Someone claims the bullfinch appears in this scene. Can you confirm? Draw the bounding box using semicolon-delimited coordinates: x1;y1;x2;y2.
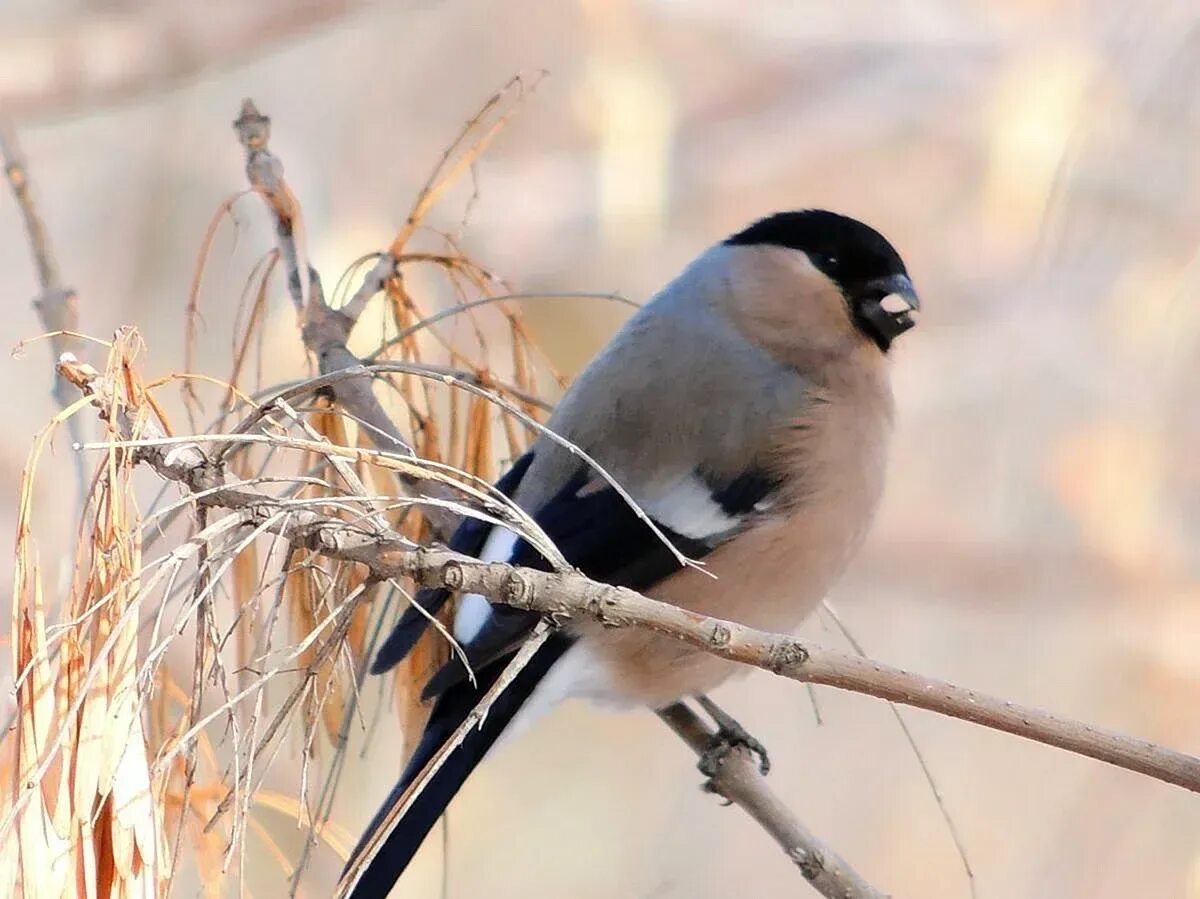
344;209;919;896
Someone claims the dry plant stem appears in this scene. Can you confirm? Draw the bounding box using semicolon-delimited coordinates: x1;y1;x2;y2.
205;588;365;835
365;290;640;362
168;505;213;893
658;703;888;899
1;124;86;499
57;357;1200;795
231;99;459;537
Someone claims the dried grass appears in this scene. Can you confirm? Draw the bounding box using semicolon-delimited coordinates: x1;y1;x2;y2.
0;80;595;896
7;329;164;898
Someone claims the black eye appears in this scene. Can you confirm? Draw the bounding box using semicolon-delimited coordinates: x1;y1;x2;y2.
814;252;839;271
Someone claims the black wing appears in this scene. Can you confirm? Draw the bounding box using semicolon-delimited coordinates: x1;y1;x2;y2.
418;464;779;699
346;458;782;897
370;452;534;674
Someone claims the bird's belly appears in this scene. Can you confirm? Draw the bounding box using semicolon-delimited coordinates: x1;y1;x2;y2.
576;508;872;709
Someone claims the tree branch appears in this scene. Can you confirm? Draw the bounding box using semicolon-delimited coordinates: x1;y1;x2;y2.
658;702;887;898
57;354;1200;797
230;98;459;536
1;122;86;501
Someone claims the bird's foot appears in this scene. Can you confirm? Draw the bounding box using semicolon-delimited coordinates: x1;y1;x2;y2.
695;695;770;783
697;722;771;782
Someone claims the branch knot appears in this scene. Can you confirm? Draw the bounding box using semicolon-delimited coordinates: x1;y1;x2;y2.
502;569;532;607
233;99;271;149
440;559;464;591
766;639;808;674
584;586;625;626
789;847;827;882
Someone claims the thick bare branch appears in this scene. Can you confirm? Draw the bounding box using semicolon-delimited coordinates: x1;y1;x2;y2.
658;703;887;899
230;98;458;536
57;353;1200;796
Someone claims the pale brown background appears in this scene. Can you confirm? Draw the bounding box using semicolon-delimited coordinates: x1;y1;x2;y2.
3;1;1200;897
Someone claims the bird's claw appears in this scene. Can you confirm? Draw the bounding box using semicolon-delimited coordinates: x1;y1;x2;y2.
697;722;771;783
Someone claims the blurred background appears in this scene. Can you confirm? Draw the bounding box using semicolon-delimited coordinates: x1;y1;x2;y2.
3;0;1200;896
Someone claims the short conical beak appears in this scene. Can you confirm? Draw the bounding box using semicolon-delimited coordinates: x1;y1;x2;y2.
856;273;918;347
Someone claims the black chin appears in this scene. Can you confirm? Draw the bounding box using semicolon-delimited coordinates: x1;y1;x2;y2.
856;303;915;352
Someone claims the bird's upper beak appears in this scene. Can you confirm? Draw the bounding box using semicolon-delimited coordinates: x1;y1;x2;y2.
855;273;919;347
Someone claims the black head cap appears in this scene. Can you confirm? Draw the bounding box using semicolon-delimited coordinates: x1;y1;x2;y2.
725;210;918;350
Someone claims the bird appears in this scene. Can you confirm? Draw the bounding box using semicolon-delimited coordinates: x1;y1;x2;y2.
342;209;919;897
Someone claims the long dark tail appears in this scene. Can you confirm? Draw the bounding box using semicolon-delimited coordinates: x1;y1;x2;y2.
343;633;573;898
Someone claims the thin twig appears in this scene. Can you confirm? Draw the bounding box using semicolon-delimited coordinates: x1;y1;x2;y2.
658;703;887;899
215;362;693;572
820;599;975;898
168;505;213;892
1;123;86;502
0;126;61;289
338;253;395;324
365;290;639;362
